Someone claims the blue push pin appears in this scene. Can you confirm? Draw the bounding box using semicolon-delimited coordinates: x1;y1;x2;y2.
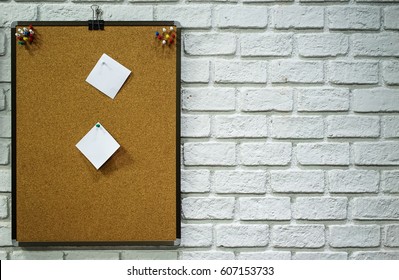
155;31;159;37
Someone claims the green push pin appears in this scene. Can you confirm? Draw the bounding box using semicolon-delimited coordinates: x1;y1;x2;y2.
96;123;100;128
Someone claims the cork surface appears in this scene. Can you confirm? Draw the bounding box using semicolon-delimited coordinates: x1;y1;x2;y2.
15;24;178;242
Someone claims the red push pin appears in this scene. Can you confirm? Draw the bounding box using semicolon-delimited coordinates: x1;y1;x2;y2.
157;35;163;40
169;39;174;45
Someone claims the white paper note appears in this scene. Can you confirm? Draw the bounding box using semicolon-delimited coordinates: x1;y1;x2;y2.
86;53;131;99
76;122;120;170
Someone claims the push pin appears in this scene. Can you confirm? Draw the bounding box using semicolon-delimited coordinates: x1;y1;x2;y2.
162;40;166;45
162;27;166;33
170;26;174;31
96;123;101;128
16;25;35;46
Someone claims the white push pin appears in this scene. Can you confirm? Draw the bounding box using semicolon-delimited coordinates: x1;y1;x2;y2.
15;33;20;37
170;26;174;31
29;30;34;34
23;27;28;31
162;40;166;45
18;28;22;33
162;27;166;33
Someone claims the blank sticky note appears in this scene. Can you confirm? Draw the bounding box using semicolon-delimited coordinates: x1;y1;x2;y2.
76;123;120;170
86;53;131;99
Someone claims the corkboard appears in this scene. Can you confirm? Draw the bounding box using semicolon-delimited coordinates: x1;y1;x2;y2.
11;22;181;244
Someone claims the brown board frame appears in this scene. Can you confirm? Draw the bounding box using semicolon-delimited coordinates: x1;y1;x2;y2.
11;21;181;246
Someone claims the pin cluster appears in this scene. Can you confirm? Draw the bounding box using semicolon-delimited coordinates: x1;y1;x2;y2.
155;26;176;46
15;25;35;45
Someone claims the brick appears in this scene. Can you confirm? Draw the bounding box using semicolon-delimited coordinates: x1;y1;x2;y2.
294;197;347;220
0;4;37;26
385;225;399;247
328;61;378;84
351;252;399;260
354;89;399;112
299;0;348;2
359;0;399;2
10;251;63;260
181;252;235;260
181;224;212;247
216;6;267;29
184;33;236;55
244;0;293;2
0;54;11;82
181;60;209;83
273;6;324;29
0;222;11;246
328;170;379;193
181;115;210;138
238;252;291;260
297;34;348;57
297;88;349;112
352;198;399;220
0;115;11;138
0;195;7;219
270;60;324;84
0;83;10;112
297;143;349;166
240;143;291;166
241;88;293;112
384;7;399;30
104;5;153;20
239;197;291;220
122;251;177;260
213;171;267;194
130;0;177;2
294;252;347;260
216;225;269;247
157;6;211;29
381;171;399;193
215;61;267;84
353;33;399;57
182;88;235;112
184;143;236;166
0;169;11;192
0;31;5;56
241;34;292;57
39;4;89;21
354;142;399;166
0;92;5;111
383;61;399;85
271;170;324;193
0;143;9;165
271;116;323;139
328;7;380;30
0;251;7;260
383;116;399;138
182;197;235;219
329;225;380;248
65;251;119;260
181;170;210;193
272;225;325;248
327;116;379;138
213;115;268;138
42;5;153;21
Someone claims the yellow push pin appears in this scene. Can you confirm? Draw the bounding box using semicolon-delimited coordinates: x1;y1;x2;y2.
165;34;170;39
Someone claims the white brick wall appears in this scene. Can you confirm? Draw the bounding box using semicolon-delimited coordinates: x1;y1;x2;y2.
1;0;399;260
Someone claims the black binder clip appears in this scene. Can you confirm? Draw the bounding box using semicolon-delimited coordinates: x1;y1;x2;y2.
88;5;104;30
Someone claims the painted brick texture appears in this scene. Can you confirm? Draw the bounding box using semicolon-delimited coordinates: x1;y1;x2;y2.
1;1;399;261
